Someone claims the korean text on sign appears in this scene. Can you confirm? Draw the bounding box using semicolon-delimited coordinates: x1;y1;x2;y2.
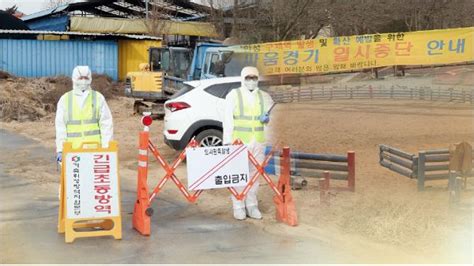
65;152;119;219
186;145;250;190
230;27;474;75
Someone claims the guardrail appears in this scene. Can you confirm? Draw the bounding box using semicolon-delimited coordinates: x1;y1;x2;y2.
269;85;474;104
379;144;417;179
417;148;469;191
379;145;474;191
265;147;355;191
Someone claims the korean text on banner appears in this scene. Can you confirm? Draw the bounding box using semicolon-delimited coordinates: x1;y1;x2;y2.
233;27;474;75
66;152;120;219
186;145;250;190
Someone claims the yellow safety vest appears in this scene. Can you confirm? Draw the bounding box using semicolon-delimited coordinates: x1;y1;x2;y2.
232;88;265;144
64;90;101;149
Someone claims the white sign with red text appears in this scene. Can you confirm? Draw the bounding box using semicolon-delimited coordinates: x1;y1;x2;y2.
65;152;119;219
186;145;250;190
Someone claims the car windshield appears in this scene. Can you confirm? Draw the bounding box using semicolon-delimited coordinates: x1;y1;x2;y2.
223;52;245;77
170;49;192;79
204;51;250;78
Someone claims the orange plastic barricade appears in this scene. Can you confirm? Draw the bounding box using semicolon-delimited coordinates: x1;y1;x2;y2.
133;116;298;236
58;141;122;243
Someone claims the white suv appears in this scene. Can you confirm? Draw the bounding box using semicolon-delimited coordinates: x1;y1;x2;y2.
163;77;242;150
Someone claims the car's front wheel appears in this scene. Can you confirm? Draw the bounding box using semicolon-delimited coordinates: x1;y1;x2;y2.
195;129;223;147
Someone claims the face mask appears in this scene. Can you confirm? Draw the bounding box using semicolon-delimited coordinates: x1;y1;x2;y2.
244;80;258;91
73;79;91;92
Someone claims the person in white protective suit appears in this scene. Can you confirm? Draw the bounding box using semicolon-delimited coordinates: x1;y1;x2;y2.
55;66;113;162
223;66;274;220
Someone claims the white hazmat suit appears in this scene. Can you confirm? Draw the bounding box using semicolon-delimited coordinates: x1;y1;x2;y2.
55;66;114;153
223;67;274;220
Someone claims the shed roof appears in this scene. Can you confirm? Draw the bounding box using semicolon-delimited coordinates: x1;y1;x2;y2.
0;29;161;40
22;0;210;22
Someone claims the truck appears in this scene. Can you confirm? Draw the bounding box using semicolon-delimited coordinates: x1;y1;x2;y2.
124;42;247;116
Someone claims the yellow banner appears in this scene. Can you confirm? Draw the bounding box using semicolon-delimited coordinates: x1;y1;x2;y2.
233;27;474;75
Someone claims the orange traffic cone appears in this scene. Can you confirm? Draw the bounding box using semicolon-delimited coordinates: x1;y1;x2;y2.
132;130;151;235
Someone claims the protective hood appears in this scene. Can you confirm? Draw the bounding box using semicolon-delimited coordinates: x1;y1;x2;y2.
72;66;92;92
241;66;259;92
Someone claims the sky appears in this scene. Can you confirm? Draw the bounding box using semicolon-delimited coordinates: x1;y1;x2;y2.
0;0;51;15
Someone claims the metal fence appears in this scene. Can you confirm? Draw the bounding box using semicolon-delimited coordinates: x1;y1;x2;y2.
265;148;355;191
269;84;474;104
379;144;417;179
379;144;474;191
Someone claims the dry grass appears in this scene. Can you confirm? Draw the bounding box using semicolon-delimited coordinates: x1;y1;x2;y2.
0;73;124;122
336;195;454;247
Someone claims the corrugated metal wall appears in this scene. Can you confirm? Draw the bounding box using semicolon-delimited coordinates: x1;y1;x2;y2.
0;39;118;80
118;39;161;80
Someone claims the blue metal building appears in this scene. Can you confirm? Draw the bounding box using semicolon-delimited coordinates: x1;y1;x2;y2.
0;30;160;80
1;38;118;79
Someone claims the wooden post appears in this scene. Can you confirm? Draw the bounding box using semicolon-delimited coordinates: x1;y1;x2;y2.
319;171;330;206
324;171;330;206
347;151;355;192
379;146;384;165
298;86;301;102
449;173;462;207
448;171;456;191
455;177;462;203
417;151;426;191
318;178;326;205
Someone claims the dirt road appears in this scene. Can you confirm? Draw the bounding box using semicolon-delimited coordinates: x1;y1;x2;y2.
1;95;473;263
0;129;360;263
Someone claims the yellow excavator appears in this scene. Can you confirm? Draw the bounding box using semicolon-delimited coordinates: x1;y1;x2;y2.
125;46;194;117
125;42;299;117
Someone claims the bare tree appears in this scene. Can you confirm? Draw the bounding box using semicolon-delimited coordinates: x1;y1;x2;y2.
327;0;474;35
398;0;474;31
205;0;230;38
238;0;331;42
207;0;474;43
144;1;173;37
4;5;18;14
